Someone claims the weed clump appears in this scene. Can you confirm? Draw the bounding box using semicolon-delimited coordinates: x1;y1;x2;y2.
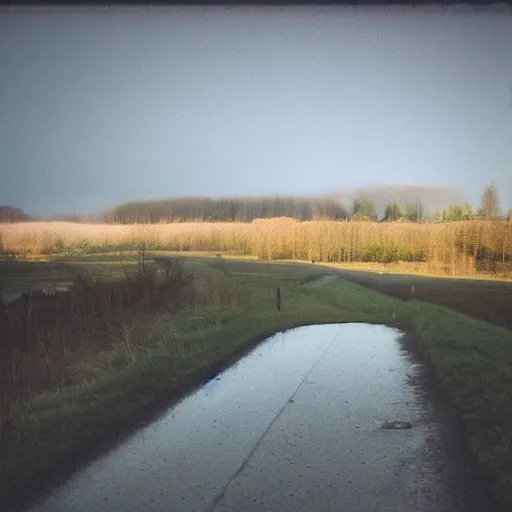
0;251;194;438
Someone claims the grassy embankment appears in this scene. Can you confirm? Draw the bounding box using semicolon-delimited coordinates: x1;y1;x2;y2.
1;253;512;510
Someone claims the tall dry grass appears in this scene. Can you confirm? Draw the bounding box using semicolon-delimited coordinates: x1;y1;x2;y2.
1;218;511;277
0;254;194;438
0;251;249;453
0;221;253;255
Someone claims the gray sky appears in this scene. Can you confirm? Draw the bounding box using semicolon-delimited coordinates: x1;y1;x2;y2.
1;5;511;216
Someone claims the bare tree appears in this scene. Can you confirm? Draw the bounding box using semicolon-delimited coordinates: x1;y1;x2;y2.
480;184;501;220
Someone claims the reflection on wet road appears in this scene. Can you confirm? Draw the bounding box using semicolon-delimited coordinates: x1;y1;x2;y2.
25;324;491;512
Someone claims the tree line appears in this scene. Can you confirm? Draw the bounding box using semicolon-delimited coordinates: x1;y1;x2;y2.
1;184;509;225
103;184;509;225
101;196;349;224
433;184;509;222
378;184;510;223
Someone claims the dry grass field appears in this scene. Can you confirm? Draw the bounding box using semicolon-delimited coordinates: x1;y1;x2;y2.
1;218;511;278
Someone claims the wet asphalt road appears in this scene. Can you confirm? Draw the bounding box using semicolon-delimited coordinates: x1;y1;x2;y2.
22;324;494;512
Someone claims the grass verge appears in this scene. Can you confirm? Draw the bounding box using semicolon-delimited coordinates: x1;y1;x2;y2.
316;265;512;331
1;257;512;510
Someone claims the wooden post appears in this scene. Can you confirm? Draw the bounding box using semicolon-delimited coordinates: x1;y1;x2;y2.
277;287;282;312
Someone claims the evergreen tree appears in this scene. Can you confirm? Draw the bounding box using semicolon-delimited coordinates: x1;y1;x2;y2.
383;201;402;221
352;197;377;221
404;202;424;222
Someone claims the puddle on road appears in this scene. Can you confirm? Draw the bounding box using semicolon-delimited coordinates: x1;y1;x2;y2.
24;324;487;512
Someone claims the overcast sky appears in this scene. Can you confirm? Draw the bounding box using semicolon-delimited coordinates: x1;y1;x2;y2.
1;5;511;216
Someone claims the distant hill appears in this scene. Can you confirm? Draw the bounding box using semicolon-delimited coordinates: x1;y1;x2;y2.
322;184;467;220
0;206;33;223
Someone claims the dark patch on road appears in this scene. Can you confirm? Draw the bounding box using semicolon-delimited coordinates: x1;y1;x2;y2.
381;420;413;430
